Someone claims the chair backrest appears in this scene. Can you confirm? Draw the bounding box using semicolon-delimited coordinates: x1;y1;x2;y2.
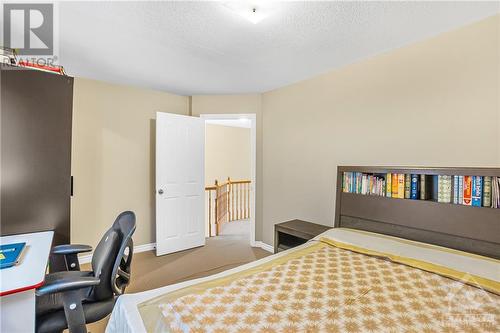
89;211;136;301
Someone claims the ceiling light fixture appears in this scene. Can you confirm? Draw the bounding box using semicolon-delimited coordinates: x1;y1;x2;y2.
222;1;276;24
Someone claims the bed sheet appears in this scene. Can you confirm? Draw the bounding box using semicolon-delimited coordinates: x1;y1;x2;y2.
106;228;499;333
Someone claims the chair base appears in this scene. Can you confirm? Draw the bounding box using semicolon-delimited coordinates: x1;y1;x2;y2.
36;297;116;333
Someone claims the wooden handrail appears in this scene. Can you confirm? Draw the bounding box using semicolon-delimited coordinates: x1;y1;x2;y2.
206;180;250;188
229;180;251;185
205;178;251;236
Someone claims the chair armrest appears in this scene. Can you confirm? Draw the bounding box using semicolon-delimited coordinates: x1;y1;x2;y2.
36;275;100;296
52;244;93;255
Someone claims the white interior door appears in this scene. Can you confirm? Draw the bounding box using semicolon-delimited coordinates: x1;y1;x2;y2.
156;112;205;256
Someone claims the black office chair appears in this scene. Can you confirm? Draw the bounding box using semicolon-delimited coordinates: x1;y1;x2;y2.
35;211;136;333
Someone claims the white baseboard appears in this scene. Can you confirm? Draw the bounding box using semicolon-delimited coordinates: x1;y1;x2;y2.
134;242;157;253
79;240;272;264
78;242;156;265
254;241;274;253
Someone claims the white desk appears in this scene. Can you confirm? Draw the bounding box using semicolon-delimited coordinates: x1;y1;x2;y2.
0;231;54;333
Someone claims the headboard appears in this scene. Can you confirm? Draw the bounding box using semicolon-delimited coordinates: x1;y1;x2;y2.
334;166;500;259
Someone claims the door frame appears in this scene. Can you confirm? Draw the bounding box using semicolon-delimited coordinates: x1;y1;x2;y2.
200;113;257;247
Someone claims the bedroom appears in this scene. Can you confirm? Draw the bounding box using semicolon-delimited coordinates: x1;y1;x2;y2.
0;1;499;333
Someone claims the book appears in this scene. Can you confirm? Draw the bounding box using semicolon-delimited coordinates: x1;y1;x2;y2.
437;175;442;202
0;242;26;269
351;172;356;193
471;176;483;207
483;176;492;208
437;175;451;203
397;174;405;199
352;172;356;193
410;174;419;199
432;175;439;201
357;172;363;194
453;176;459;204
345;172;354;193
420;175;428;200
17;60;66;75
458;176;464;205
355;172;358;193
345;172;349;193
381;175;386;196
361;174;366;194
356;172;361;193
492;177;500;208
386;173;392;198
444;175;452;203
348;172;353;192
404;174;411;199
352;172;357;193
392;173;399;197
463;176;472;206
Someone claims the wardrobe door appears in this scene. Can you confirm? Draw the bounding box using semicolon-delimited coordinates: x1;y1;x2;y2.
1;66;73;245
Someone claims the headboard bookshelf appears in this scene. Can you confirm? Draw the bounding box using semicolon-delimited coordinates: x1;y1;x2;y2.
334;166;500;259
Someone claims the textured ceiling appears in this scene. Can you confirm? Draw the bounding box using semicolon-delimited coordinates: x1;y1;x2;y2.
59;1;499;95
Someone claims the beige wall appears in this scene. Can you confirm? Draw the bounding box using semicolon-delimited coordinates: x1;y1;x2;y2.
191;95;264;239
71;78;189;248
71;15;499;248
261;15;500;245
205;124;251;186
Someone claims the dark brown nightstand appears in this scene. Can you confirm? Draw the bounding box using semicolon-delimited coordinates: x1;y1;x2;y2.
274;219;332;253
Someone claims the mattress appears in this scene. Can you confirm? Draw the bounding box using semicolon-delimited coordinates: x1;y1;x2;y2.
105;228;500;333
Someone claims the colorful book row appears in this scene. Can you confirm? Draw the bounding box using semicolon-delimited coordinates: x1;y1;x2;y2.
342;172;500;208
342;172;386;196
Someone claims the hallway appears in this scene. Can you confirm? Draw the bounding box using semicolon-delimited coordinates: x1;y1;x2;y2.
219;219;251;238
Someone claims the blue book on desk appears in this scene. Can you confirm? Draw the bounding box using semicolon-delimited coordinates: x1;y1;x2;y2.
0;242;26;269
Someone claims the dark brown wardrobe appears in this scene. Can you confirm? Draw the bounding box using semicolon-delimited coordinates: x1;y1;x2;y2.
1;65;73;245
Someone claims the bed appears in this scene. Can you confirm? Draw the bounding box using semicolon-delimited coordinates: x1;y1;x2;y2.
106;166;500;333
106;228;499;333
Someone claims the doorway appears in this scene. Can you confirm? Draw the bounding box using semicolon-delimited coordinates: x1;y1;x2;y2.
200;114;257;246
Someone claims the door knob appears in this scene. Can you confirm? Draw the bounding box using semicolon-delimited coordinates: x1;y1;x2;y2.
158;189;164;195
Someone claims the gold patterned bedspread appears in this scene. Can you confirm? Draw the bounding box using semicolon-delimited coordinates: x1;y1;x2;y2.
138;240;500;333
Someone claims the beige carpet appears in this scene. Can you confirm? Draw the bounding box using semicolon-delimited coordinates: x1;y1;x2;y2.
83;235;270;333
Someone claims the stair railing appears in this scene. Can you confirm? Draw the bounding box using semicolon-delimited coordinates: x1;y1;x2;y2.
205;178;251;236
